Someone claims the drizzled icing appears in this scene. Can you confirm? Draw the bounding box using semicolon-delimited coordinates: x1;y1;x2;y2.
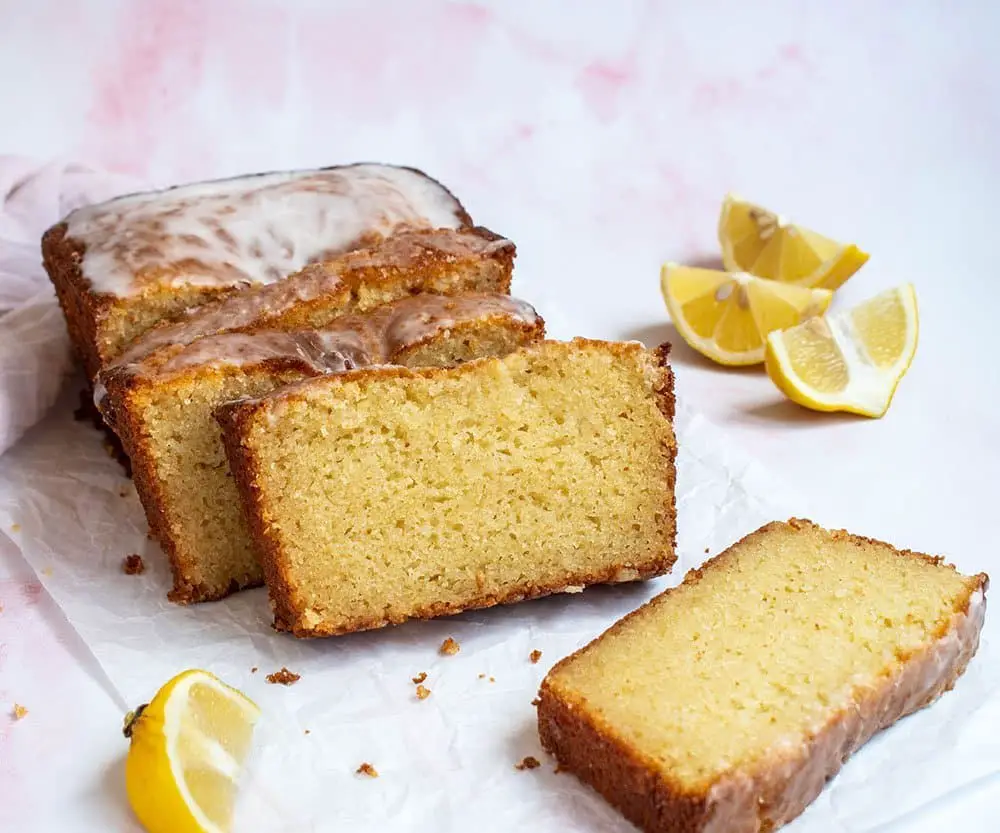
64;164;469;297
97;292;536;423
109;228;514;370
150;293;537;377
154;331;371;376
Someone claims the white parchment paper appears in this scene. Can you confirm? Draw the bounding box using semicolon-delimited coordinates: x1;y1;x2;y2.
0;379;996;833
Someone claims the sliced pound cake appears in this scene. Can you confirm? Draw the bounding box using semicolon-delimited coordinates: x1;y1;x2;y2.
537;519;988;833
42;163;472;378
217;339;677;636
88;226;512;475
103;226;514;376
100;293;542;603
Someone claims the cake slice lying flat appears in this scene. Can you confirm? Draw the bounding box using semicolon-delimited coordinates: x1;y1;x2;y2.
538;519;988;833
42;163;473;378
218;339;677;636
100;293;542;603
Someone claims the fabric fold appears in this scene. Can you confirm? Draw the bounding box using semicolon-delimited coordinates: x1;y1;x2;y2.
0;156;142;456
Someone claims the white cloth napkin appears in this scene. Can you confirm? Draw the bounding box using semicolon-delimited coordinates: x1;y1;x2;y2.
0;156;142;456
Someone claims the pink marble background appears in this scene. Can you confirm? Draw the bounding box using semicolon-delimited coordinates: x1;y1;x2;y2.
5;0;996;265
2;2;999;829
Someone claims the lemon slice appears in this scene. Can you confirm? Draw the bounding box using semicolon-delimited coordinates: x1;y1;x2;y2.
660;263;833;366
124;669;260;833
719;194;869;290
765;284;918;418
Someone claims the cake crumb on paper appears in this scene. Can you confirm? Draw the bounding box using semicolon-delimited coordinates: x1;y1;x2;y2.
10;524;20;533
515;756;540;771
529;650;542;664
489;676;495;683
531;697;541;707
12;704;28;720
122;554;145;575
411;671;427;684
41;567;52;577
415;684;431;700
304;729;311;735
439;637;460;655
250;666;258;674
266;667;300;686
704;547;710;554
356;762;379;778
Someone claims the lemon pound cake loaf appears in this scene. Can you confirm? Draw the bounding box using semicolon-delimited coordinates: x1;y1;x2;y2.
218;339;677;636
100;293;542;604
537;519;988;833
42;163;472;378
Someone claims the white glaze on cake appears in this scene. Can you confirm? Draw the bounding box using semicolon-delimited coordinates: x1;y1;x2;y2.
96;293;541;428
154;331;371;376
152;293;538;376
108;228;514;370
64;164;469;297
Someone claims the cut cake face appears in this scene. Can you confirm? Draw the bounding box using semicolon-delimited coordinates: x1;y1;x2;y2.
42;163;474;377
217;339;678;636
537;519;988;833
101;293;542;603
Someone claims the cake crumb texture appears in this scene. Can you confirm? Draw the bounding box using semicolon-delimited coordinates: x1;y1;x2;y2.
538;519;988;833
530;650;542;664
221;339;676;637
122;554;145;575
415;685;431;700
265;667;301;686
356;762;379;778
439;637;460;656
412;672;427;684
12;704;28;720
515;756;541;771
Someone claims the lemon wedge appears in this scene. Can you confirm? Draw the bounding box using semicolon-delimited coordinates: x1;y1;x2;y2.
124;670;260;833
660;263;833;366
765;284;919;417
719;194;869;290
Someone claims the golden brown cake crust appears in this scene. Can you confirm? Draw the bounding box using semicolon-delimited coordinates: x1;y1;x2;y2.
48;225;513;381
106;364;312;603
102;225;514;375
41;164;479;379
537;519;988;833
97;293;540;435
217;339;677;636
